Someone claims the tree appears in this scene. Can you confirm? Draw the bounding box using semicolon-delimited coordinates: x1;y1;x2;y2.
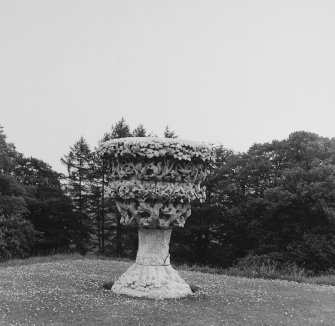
61;137;92;253
215;131;335;271
61;137;92;217
164;125;178;138
0;126;38;259
87;150;115;254
103;117;132;141
0;125;17;171
0;126;27;216
15;157;84;253
132;124;147;137
0;213;37;260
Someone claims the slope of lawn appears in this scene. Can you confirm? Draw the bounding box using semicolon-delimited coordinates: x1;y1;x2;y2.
0;257;334;326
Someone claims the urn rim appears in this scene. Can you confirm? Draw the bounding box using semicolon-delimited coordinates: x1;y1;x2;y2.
98;136;215;163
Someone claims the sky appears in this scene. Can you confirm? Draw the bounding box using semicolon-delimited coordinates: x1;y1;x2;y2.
1;0;335;173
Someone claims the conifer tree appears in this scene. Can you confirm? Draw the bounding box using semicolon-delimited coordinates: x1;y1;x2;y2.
61;136;92;253
87;150;115;253
103;117;132;141
132;124;147;137
164;125;178;138
61;137;92;216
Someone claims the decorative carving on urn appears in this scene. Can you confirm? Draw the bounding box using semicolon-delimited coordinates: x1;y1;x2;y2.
109;157;208;183
99;137;214;299
116;198;191;228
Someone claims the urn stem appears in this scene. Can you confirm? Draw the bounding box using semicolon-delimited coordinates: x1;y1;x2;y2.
136;228;171;266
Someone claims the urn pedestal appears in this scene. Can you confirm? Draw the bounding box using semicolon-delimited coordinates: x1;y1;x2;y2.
99;137;213;299
112;228;191;298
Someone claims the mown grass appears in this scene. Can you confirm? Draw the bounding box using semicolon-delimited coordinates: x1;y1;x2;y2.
0;256;335;326
2;254;335;286
176;261;335;287
0;253;85;268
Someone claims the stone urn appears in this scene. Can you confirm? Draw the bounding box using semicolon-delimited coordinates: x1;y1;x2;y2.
99;137;213;298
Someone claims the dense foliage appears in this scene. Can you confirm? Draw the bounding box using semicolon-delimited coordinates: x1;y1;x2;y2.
0;126;82;260
181;131;335;271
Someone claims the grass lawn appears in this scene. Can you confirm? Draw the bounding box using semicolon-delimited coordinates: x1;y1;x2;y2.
0;256;334;326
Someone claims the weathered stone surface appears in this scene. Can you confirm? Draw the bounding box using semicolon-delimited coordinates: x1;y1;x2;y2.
99;137;213;298
112;263;192;298
108;157;208;183
136;228;172;266
116;199;191;228
112;228;192;298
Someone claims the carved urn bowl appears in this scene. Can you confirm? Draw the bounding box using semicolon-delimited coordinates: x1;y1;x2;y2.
99;137;214;298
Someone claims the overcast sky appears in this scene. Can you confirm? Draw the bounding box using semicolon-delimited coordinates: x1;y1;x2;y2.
1;0;335;173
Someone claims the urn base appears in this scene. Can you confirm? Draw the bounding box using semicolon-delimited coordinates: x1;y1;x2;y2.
111;263;192;298
111;228;191;298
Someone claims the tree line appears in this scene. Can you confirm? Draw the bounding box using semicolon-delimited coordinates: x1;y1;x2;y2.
0;119;176;259
1;120;335;272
